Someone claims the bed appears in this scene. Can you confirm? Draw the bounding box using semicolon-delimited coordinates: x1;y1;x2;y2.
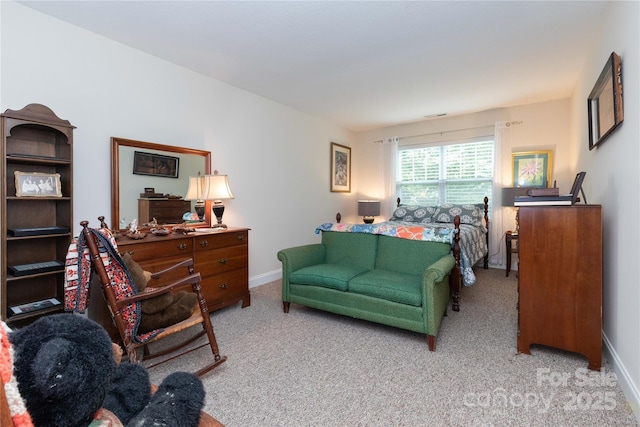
319;197;489;311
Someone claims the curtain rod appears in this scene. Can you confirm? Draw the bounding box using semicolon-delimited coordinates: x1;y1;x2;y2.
372;121;522;143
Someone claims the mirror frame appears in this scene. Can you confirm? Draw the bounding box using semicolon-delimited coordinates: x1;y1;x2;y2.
111;137;212;230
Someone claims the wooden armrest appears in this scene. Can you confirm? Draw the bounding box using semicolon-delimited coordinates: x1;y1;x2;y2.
1;383;14;427
149;258;194;280
115;272;202;309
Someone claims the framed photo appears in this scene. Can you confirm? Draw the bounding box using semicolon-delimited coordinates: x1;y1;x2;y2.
588;52;623;150
133;151;179;178
330;142;351;193
14;171;62;197
512;151;553;188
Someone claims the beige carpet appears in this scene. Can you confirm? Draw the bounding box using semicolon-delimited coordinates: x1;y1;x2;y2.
147;268;638;426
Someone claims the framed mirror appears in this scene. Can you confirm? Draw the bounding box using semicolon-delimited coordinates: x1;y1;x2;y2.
111;137;212;230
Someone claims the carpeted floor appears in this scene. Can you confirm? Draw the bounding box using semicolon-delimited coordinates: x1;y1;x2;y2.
147;268;638;426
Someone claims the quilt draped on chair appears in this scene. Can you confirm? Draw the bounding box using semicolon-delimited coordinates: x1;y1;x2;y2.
64;228;159;343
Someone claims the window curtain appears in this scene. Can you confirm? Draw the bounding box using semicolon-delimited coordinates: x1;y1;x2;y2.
490;121;508;267
380;137;398;219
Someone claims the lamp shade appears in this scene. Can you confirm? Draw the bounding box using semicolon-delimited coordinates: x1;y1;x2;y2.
201;173;234;201
358;200;381;217
501;187;529;206
184;174;205;200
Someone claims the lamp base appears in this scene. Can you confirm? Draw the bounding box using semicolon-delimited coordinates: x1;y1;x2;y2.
363;216;375;224
194;205;205;221
212;201;228;229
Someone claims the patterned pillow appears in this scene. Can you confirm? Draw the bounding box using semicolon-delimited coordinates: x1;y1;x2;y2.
434;203;484;226
390;205;438;224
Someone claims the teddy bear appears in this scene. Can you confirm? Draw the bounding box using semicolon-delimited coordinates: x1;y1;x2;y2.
121;253;197;334
2;313;205;427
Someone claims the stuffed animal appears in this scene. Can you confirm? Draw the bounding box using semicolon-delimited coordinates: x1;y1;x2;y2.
121;253;197;334
3;313;205;427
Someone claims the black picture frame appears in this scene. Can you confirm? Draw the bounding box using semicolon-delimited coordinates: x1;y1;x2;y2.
588;52;624;150
330;142;351;193
133;151;179;178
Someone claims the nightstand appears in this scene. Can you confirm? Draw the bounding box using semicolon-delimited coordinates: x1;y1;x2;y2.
505;231;518;277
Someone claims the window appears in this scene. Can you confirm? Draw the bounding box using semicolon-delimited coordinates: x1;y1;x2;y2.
397;139;494;206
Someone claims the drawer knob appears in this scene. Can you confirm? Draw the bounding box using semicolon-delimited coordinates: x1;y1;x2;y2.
237;235;244;241
219;283;229;289
199;240;209;247
177;243;187;250
219;258;228;264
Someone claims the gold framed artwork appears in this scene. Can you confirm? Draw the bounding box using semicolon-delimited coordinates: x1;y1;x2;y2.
14;171;62;197
330;142;351;193
588;52;623;150
512;151;553;188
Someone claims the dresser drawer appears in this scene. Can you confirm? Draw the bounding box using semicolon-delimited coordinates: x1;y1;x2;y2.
122;237;192;262
200;268;248;305
195;245;247;277
194;231;248;252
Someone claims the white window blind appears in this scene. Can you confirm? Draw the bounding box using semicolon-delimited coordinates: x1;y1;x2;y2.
397;139;494;206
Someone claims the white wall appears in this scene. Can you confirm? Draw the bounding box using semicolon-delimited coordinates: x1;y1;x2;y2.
0;2;356;286
569;0;640;418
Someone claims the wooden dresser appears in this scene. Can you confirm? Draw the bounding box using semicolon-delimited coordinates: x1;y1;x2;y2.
118;227;250;311
138;198;191;224
89;227;250;337
517;205;602;370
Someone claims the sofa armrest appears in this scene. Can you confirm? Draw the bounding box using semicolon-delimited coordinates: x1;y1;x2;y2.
277;244;326;302
421;254;456;336
423;254;456;284
277;244;326;272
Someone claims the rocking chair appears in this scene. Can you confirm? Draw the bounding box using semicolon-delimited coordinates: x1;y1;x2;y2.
70;220;226;377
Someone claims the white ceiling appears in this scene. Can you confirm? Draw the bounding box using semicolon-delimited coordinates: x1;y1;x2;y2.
18;1;608;131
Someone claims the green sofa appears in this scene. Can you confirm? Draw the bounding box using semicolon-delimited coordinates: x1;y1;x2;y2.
277;231;456;350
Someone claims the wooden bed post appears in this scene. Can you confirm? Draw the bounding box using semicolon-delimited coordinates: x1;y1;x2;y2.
483;196;489;269
450;216;462;312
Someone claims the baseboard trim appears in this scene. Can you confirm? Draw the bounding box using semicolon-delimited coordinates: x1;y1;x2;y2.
603;331;640;423
249;269;281;288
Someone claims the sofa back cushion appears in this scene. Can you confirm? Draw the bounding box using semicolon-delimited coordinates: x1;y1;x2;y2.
322;231;378;270
375;235;451;276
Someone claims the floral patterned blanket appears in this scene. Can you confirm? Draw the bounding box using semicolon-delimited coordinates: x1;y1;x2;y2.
315;220;487;286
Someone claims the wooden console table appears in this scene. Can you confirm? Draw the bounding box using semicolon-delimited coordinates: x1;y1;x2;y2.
89;227;250;341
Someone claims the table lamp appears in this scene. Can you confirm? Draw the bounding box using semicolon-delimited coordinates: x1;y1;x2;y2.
501;187;529;232
358;200;380;224
184;171;206;220
202;170;234;228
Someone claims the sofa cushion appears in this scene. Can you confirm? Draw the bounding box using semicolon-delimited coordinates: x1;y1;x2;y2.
375;235;451;276
322;231;378;270
290;264;368;291
349;269;422;307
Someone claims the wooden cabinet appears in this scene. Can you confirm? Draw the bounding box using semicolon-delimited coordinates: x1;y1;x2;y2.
517;205;602;370
116;227;250;312
138;198;191;224
1;104;74;326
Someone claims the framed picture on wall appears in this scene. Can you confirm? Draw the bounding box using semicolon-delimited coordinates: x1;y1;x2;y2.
588;52;624;150
330;142;351;193
512;150;553;188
